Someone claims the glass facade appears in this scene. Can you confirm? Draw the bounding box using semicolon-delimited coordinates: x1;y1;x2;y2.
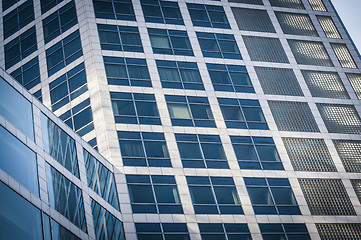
1;0;361;239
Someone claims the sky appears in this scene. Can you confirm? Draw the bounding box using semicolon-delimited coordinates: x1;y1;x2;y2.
331;0;361;55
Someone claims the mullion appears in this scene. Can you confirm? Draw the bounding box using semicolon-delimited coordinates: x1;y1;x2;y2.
250;137;264;170
139;132;150;167
265;178;281;215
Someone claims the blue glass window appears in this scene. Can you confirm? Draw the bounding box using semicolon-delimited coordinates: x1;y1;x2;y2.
0;77;34;139
207;63;254;93
43;1;78;43
187;3;230;29
49;62;88;111
59;99;95;136
42;114;79;177
231;136;283;170
41;0;64;14
259;223;310;240
136;223;190;240
3;0;20;11
244;178;301;215
0;181;43;240
166;95;215;127
176;134;228;169
33;89;42;102
93;0;136;21
111;92;161;125
126;175;183;214
118;131;171;167
141;0;184;25
46;164;87;232
148;28;194;56
187;176;243;214
10;57;40;90
157;60;203;90
91;199;124;240
98;24;143;52
197;32;242;59
5;26;37;69
46;30;83;76
218;98;268;130
104;56;151;87
88;138;98;150
3;0;34;39
0;126;38;195
199;223;251;240
84;149;120;210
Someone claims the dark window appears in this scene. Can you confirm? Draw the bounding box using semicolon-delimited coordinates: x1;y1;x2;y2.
231;136;283;170
176;134;228;169
141;0;184;25
84;149;119;210
59;99;95;137
91;199;124;239
148;28;193;56
207;63;254;93
98;24;143;52
136;223;190;240
111;92;161;125
166;95;215;127
2;0;20;11
49;62;87;111
199;223;251;240
244;177;301;215
10;57;40;90
126;175;183;214
3;0;34;39
218;98;268;130
259;223;310;240
187;3;230;29
43;1;78;43
104;56;151;87
156;60;203;90
46;30;83;76
40;0;64;14
33;89;42;102
41;114;79;177
0;126;38;195
118;131;171;167
93;0;135;20
197;32;242;59
187;176;243;214
46;164;87;232
5;26;37;69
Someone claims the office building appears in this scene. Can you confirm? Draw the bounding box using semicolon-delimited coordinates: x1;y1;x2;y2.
1;0;361;239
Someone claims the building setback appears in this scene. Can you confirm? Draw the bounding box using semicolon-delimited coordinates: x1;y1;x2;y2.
1;0;361;239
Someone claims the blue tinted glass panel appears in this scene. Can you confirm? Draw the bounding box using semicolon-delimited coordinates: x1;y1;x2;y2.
0;126;38;195
0;77;34;139
0;182;43;240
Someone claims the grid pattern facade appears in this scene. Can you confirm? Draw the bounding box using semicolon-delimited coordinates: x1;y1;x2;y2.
1;0;361;239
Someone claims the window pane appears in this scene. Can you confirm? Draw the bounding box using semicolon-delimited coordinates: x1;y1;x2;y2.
271;188;297;205
247;187;273;205
0;126;38;195
214;187;240;204
128;185;155;203
0;78;34;139
154;185;180;203
112;100;135;115
150;35;170;48
144;141;169;158
168;103;191;119
201;143;226;159
178;142;203;159
159;68;181;82
256;146;280;161
119;140;145;157
180;69;202;83
189;186;216;204
190;105;213;119
136;102;159;117
0;182;43;240
221;106;243;120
